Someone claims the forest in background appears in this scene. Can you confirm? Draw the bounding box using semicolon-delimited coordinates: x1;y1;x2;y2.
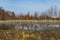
0;6;60;20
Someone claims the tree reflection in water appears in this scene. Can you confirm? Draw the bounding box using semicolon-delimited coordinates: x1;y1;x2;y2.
15;24;60;31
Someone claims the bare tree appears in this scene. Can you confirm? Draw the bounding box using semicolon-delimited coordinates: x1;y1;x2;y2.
0;7;5;20
27;12;30;17
47;6;58;20
53;6;57;18
34;11;37;19
40;11;48;20
11;11;15;16
59;9;60;17
47;6;54;18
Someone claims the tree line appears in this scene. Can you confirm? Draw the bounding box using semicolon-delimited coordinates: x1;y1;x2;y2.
0;6;60;20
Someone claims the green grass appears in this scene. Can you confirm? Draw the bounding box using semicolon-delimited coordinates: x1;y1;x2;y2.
0;20;60;24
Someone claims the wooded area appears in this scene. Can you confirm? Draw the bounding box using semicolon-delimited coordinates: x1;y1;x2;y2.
0;6;60;20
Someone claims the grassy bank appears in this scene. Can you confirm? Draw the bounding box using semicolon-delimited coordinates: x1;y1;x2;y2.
0;20;60;25
0;28;60;40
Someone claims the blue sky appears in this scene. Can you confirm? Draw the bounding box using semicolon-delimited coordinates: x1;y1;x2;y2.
0;0;60;15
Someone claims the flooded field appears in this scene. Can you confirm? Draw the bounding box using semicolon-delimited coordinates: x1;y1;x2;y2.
0;24;60;40
0;24;60;30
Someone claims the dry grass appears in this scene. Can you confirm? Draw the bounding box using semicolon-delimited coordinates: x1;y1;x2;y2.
0;28;60;40
0;20;60;25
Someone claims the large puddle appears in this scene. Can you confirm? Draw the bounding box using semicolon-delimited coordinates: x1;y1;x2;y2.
15;24;60;31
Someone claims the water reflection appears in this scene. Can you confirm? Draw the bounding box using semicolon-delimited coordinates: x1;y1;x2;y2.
15;24;60;31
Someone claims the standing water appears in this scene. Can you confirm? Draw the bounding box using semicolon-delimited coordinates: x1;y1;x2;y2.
15;24;60;31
